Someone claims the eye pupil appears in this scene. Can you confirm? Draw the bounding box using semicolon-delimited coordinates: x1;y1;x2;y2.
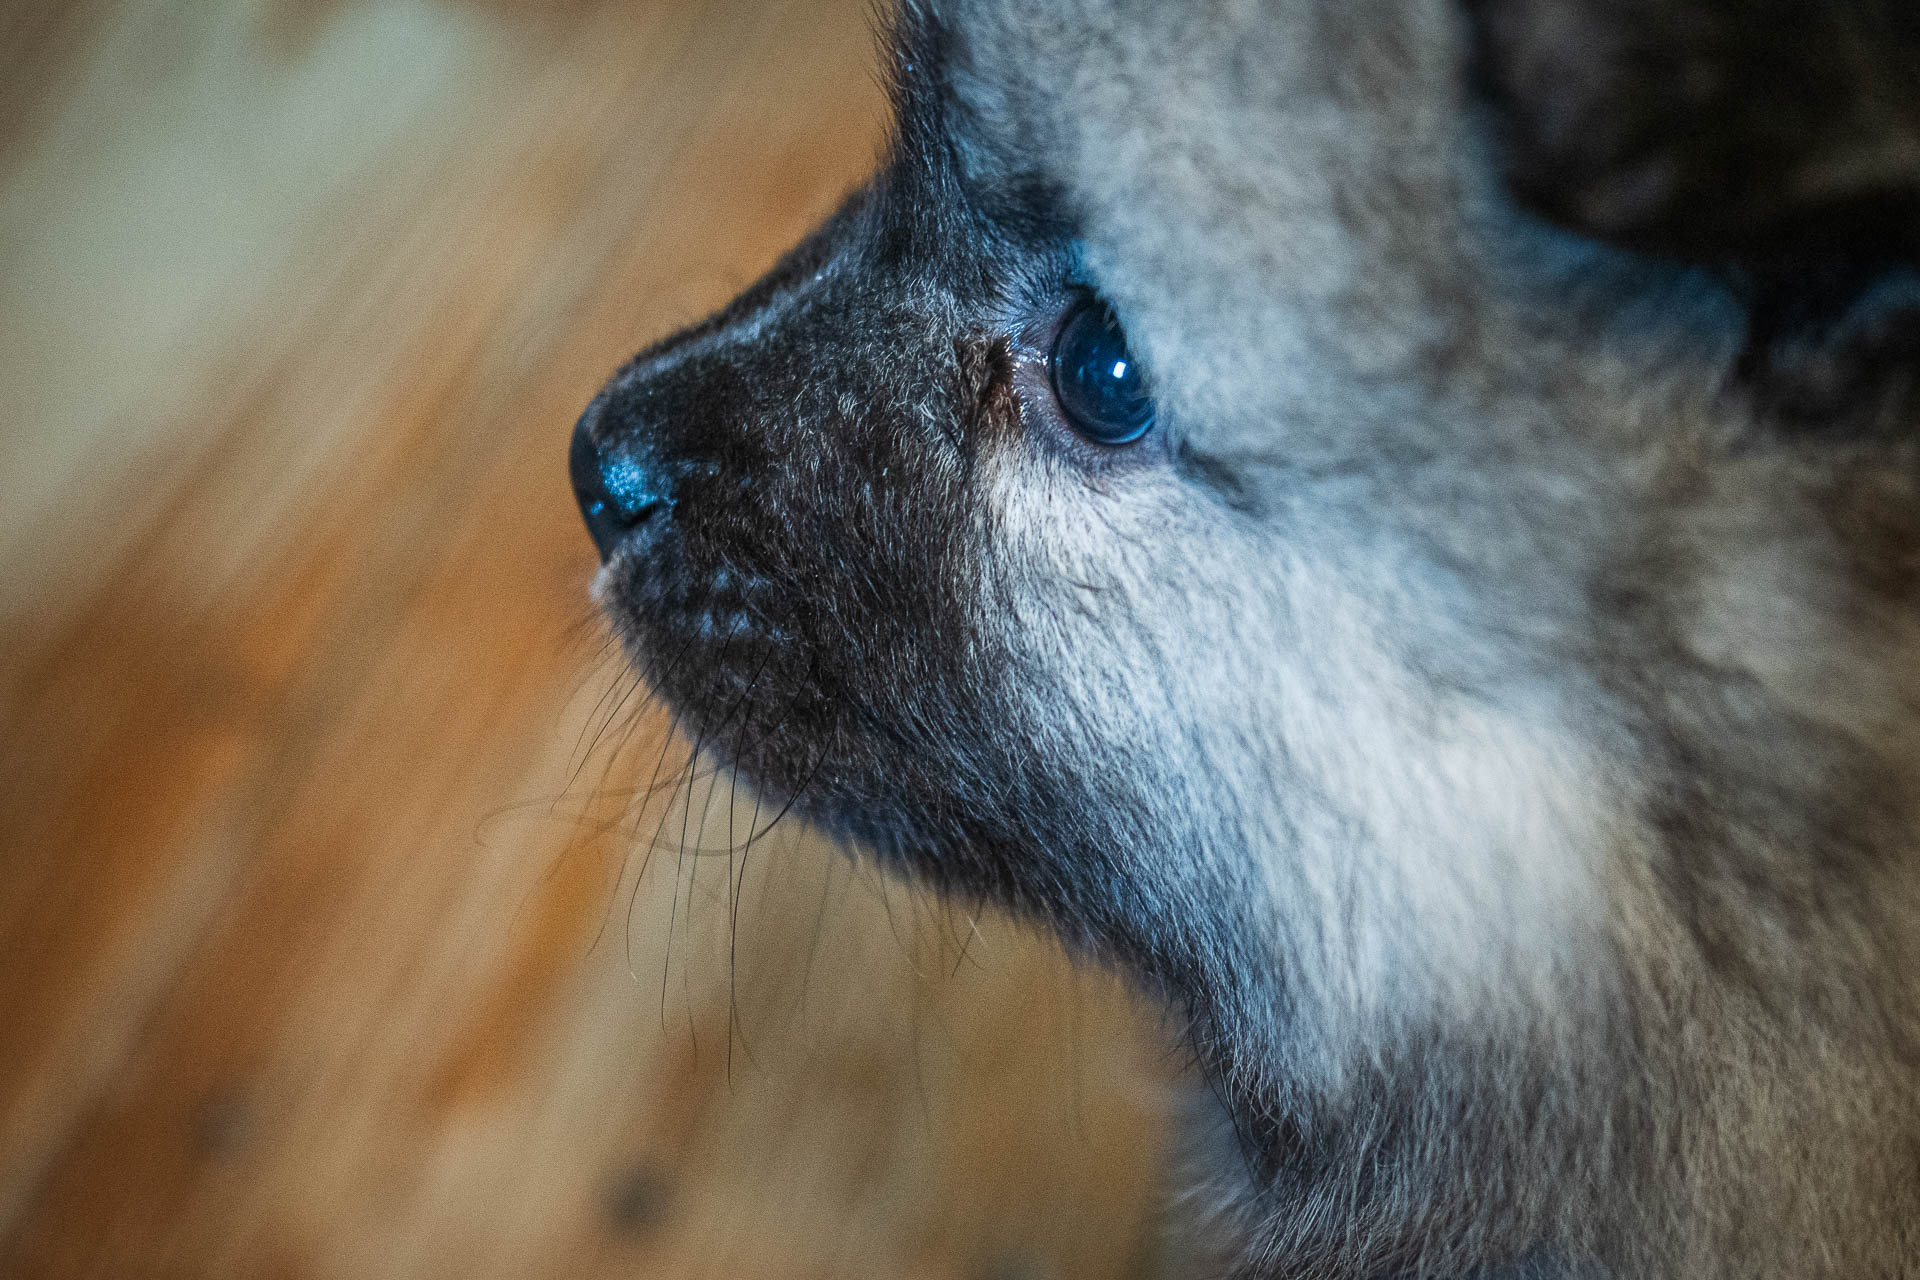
1049;300;1155;445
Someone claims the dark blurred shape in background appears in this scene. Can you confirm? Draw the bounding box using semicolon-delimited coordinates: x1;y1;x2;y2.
0;2;1172;1276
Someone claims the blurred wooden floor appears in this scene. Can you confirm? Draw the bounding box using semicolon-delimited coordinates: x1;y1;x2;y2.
0;2;1177;1276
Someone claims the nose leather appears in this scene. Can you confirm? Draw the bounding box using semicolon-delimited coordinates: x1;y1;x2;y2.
570;394;672;561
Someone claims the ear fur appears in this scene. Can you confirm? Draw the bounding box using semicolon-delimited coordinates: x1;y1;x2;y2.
1464;0;1920;261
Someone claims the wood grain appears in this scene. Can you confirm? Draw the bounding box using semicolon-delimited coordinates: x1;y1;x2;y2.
0;2;1177;1275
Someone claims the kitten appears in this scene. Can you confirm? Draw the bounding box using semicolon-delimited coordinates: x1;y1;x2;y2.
572;2;1920;1274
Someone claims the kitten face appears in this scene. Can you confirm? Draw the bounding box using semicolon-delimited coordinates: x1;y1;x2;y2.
573;1;1920;1273
581;0;1637;1080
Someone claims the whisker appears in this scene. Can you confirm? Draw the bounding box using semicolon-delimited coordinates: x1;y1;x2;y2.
659;626;740;1052
949;907;986;978
722;653;776;1082
607;702;688;969
566;660;646;792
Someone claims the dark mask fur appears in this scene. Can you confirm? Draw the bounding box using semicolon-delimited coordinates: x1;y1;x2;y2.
572;2;1920;1275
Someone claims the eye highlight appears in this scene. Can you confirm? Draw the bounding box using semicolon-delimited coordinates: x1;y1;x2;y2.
1048;298;1155;446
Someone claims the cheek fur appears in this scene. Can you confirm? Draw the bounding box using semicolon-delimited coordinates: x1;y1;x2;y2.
983;445;1621;1034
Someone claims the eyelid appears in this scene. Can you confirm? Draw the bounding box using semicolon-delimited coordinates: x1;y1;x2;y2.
1007;294;1082;355
1002;293;1169;467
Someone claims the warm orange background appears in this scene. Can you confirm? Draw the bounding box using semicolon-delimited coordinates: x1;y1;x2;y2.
0;2;1176;1276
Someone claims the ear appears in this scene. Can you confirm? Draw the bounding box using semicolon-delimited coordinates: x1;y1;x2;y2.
1463;0;1920;265
1464;0;1920;431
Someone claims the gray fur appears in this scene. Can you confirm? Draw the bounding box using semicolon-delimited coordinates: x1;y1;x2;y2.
571;1;1920;1275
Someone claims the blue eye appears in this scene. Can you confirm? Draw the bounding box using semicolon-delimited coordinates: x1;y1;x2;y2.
1048;299;1155;446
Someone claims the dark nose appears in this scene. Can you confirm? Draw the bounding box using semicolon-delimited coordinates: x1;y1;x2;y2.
570;394;672;561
